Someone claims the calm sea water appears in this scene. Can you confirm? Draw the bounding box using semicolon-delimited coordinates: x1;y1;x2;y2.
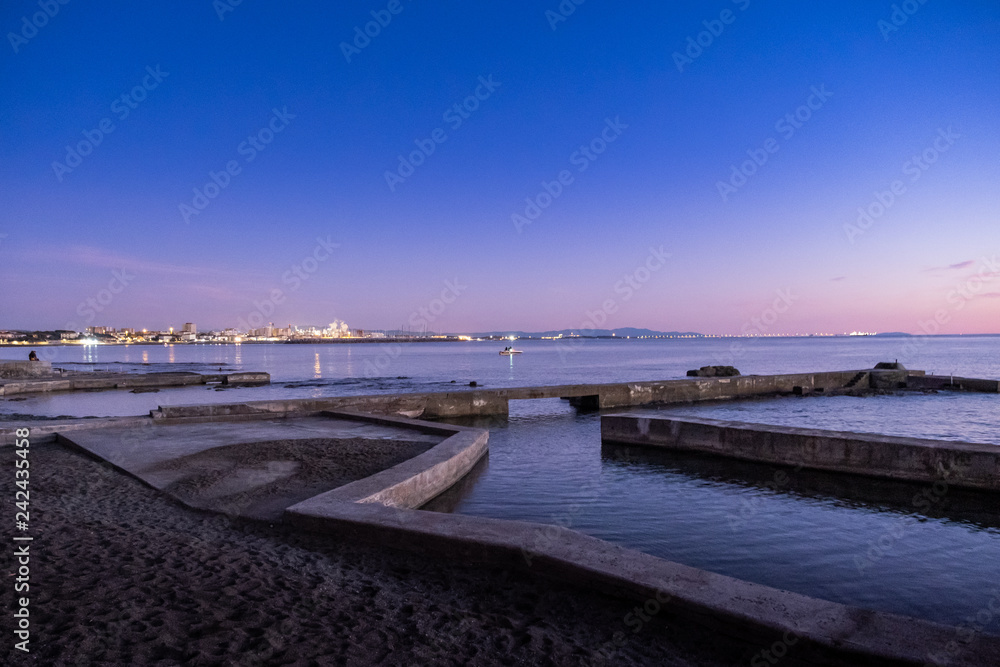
3;336;999;628
3;335;998;419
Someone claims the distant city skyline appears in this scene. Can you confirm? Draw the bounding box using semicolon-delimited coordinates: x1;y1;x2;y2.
2;2;998;334
0;321;954;340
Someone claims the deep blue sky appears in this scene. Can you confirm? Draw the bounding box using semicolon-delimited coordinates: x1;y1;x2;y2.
2;0;998;334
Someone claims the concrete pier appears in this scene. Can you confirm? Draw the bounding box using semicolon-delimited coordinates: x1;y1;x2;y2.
906;374;1000;393
152;369;876;421
601;414;1000;491
150;366;998;422
3;364;992;412
0;370;270;396
4;367;997;447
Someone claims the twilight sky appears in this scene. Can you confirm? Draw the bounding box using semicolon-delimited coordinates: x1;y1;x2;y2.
2;1;998;335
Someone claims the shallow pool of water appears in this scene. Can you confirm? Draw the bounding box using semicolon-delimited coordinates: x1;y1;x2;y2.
428;394;1000;629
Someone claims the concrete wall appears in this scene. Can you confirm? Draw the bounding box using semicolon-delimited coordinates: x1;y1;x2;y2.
0;378;71;396
293;414;488;509
288;503;1000;666
0;360;52;379
602;415;1000;491
907;374;1000;393
0;360;52;377
287;422;1000;667
0;416;156;446
155;370;872;421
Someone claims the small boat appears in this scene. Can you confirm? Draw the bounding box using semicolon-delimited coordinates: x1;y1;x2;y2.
499;347;523;356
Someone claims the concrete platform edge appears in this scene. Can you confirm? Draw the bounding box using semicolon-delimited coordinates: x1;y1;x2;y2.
601;414;1000;491
285;501;997;666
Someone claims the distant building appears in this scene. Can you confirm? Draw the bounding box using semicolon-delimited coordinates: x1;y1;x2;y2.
250;325;274;338
216;328;241;342
182;322;196;334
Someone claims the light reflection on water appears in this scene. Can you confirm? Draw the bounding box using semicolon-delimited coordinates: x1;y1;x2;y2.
4;336;998;420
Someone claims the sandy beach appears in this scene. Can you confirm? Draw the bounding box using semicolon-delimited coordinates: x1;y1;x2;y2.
149;436;439;520
2;440;752;666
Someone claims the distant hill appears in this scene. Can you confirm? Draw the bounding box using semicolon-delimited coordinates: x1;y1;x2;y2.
473;328;703;338
875;332;913;337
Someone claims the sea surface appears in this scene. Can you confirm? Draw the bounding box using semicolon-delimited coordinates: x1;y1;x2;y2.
2;336;999;628
3;335;998;420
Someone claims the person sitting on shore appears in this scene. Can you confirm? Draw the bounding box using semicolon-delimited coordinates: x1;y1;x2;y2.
28;350;38;361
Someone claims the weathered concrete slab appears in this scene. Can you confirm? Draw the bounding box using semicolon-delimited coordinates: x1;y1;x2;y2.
59;415;443;479
0;360;52;378
0;370;270;397
601;414;1000;491
0;416;153;446
908;374;1000;393
871;368;909;390
154;370;879;421
224;371;270;385
57;412;460;520
289;428;488;509
0;378;72;396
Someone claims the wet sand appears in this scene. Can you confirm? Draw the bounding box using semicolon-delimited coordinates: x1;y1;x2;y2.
2;441;754;666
